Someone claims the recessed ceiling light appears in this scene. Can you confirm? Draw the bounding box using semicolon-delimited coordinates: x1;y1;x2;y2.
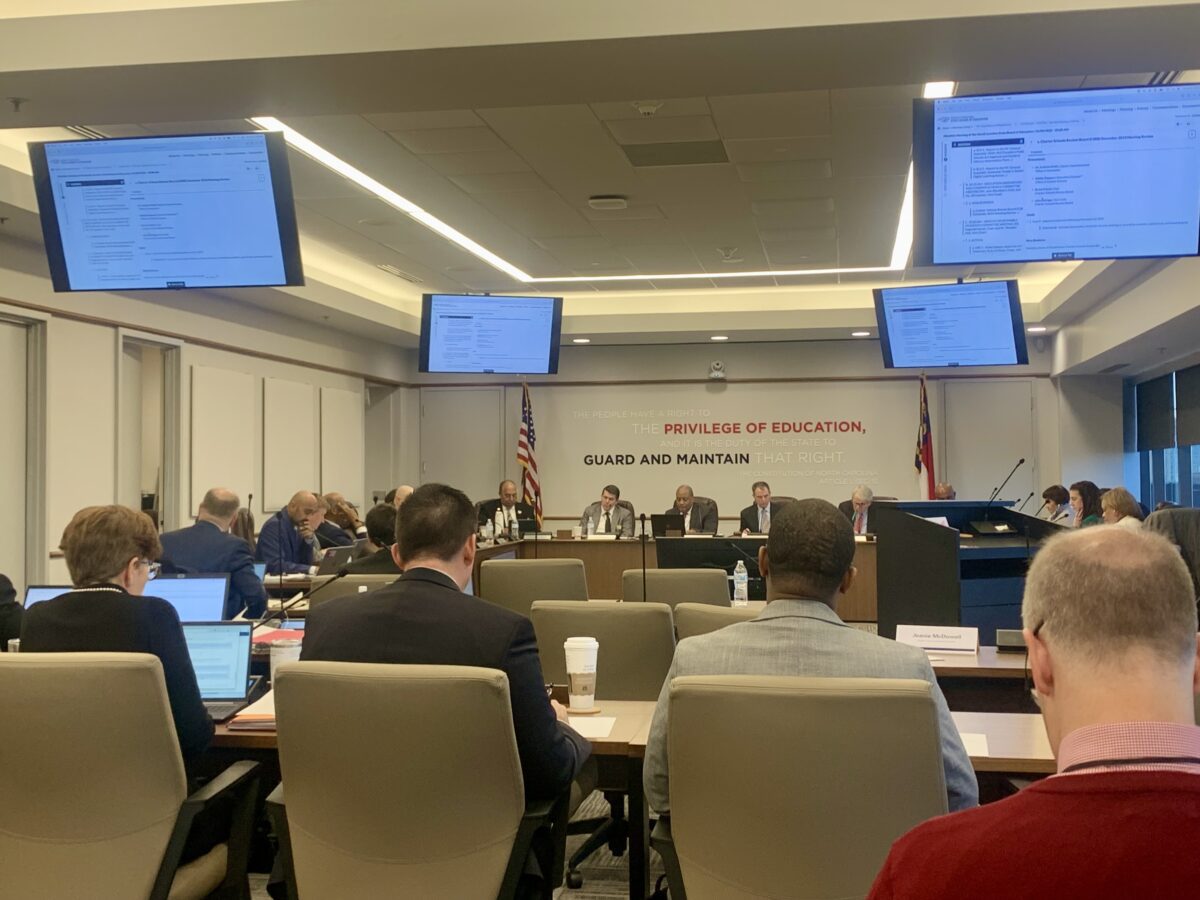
923;81;957;99
710;335;729;341
1027;326;1048;333
851;331;871;337
572;337;591;344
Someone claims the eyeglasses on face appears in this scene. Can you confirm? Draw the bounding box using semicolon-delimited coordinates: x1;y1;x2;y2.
138;559;162;580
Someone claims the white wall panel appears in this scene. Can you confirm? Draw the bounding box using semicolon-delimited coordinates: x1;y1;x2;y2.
190;365;256;513
0;322;26;591
943;380;1036;504
420;387;503;503
263;377;318;510
320;386;365;508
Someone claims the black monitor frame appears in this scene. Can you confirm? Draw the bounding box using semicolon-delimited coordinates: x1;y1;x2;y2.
418;292;563;375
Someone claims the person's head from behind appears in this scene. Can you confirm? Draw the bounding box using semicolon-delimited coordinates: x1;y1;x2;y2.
393;483;477;586
286;490;320;527
1102;487;1143;524
499;480;519;508
61;505;162;595
322;491;358;528
674;484;695;514
759;499;856;605
752;481;771;509
1042;484;1069;515
1023;528;1199;753
1068;480;1102;522
230;507;256;551
391;484;414;509
364;503;396;550
198;487;240;530
851;484;874;515
600;484;620;511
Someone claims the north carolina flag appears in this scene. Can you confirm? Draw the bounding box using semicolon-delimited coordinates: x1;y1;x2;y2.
517;383;542;527
914;374;936;500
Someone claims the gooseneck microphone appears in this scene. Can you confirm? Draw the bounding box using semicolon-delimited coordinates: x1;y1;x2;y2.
259;566;351;627
983;458;1025;519
639;513;649;603
1015;491;1036;513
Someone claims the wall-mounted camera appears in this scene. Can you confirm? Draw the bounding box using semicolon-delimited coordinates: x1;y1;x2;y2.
709;360;726;380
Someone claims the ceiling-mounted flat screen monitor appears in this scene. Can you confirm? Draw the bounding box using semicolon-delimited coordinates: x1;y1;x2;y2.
28;131;303;291
913;83;1200;266
419;293;563;374
873;280;1028;368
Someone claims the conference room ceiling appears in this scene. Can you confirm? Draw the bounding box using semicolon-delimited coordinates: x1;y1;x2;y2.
1;2;1198;344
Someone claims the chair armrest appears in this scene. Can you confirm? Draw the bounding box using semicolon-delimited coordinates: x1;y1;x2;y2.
183;759;260;811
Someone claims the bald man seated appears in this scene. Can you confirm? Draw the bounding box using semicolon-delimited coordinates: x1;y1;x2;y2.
666;485;717;534
160;487;268;618
256;490;323;575
934;482;956;500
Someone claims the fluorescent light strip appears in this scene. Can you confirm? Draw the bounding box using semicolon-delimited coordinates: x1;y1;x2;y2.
253;88;952;287
250;116;533;283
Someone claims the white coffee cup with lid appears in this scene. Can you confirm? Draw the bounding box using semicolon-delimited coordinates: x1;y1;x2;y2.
563;636;599;711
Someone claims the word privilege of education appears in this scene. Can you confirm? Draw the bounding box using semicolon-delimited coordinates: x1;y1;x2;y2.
661;420;865;435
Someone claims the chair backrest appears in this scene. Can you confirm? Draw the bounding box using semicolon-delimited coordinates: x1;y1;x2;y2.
274;662;526;900
693;496;719;522
771;495;797;505
1145;508;1200;595
668;675;947;900
479;558;588;616
307;573;398;605
0;653;188;900
530;601;675;699
674;602;758;640
622;568;729;607
617;498;636;519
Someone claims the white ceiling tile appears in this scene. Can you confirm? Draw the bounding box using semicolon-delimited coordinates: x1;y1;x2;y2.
388;126;508;154
605;115;719;145
708;91;831;139
447;171;548;193
830;85;922;110
364;110;485;131
288;153;372;201
580;203;665;222
751;197;836;228
830;105;912;177
724;136;833;164
618;243;703;272
762;238;838;266
422;149;532;176
471;190;596;237
758;226;837;244
589;97;712;120
737;159;833;182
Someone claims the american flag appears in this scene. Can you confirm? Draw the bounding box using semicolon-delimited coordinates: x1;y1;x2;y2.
914;374;935;500
517;383;542;527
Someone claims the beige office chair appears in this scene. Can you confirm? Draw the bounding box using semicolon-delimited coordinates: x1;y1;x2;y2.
0;652;259;900
530;600;676;888
306;573;398;606
622;567;729;607
268;662;556;900
480;558;588;616
657;675;947;900
674;602;759;640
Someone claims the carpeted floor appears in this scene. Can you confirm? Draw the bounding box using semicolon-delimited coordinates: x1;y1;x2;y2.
248;790;665;899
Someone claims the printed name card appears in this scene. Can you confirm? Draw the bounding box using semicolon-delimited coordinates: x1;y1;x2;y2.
895;625;979;654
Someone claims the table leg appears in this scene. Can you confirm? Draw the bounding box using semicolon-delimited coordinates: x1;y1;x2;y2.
627;756;650;900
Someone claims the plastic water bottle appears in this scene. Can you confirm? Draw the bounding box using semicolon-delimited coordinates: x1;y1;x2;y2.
483;520;494;543
510;517;521;541
495;511;506;542
586;518;595;538
732;560;749;607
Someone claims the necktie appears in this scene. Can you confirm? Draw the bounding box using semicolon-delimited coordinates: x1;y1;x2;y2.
855;510;864;535
760;507;769;533
604;511;612;533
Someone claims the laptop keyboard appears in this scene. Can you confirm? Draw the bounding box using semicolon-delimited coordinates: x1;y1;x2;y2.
205;701;246;722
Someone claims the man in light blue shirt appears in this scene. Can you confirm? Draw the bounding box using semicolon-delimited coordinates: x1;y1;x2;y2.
645;498;978;814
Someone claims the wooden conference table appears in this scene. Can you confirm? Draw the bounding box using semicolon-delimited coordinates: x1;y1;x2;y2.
213;701;1051;900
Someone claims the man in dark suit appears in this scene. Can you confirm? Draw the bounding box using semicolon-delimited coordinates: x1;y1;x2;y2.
257;491;321;575
344;504;402;575
478;479;536;531
160;487;268;618
666;484;717;534
0;573;23;651
837;484;874;535
302;483;590;802
739;481;785;534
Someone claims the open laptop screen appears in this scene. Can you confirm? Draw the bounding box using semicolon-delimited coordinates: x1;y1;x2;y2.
150;575;229;621
23;585;71;608
182;622;253;700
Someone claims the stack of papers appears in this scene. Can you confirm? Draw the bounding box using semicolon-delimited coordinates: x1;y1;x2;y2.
567;716;616;739
227;691;276;731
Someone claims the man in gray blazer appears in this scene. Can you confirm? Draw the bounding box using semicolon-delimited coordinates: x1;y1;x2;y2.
579;484;636;537
644;498;978;814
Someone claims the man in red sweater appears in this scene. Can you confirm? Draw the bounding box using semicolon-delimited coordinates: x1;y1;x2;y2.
868;526;1200;900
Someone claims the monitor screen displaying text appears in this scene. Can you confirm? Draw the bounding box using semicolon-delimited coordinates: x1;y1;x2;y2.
420;294;562;374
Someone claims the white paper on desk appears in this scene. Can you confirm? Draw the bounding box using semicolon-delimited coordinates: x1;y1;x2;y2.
567;716;615;739
960;733;990;757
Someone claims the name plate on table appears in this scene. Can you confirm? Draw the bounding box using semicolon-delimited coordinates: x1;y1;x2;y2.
895;625;979;654
585;533;617;541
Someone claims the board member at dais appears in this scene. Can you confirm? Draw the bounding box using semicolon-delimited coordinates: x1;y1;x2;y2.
739;481;784;535
667;484;717;534
580;485;634;537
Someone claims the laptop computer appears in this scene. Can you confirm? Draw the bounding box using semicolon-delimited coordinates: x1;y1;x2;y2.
651;513;685;537
149;574;230;621
316;544;357;575
23;585;72;608
182;621;255;721
517;518;540;537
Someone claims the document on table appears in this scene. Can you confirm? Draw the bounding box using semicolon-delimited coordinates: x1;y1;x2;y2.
960;732;990;757
228;691;276;730
568;716;615;739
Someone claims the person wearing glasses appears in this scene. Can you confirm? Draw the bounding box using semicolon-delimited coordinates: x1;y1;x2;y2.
256;490;324;575
867;526;1200;900
19;505;214;765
